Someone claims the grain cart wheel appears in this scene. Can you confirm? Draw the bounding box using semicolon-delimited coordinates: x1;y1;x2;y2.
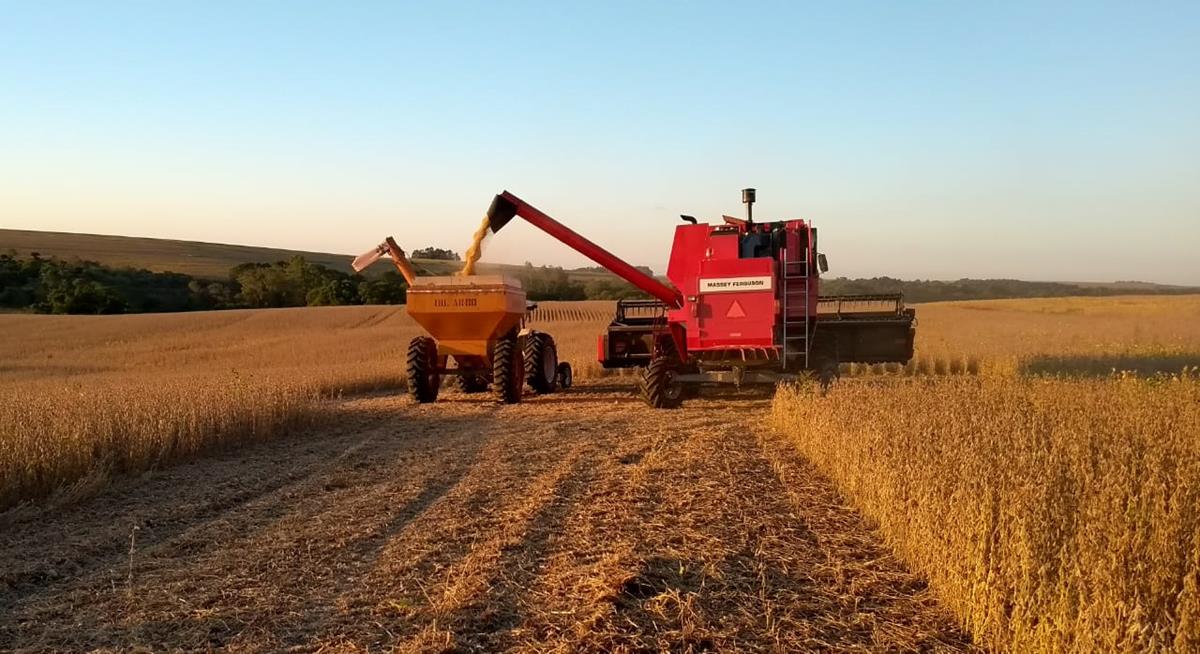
457;374;489;393
406;336;440;403
492;330;524;404
451;355;489;393
641;356;684;409
524;331;559;393
556;362;573;389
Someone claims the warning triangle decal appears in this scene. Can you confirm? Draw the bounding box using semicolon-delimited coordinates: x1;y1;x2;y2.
725;300;746;319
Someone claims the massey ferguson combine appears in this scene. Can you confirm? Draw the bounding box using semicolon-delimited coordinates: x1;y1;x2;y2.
486;188;916;408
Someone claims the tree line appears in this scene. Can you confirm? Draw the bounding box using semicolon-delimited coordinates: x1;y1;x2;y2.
2;251;1191;315
0;253;649;315
0;253;410;314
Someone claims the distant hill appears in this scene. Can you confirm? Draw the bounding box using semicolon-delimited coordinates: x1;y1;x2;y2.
3;229;1196;303
0;229;630;283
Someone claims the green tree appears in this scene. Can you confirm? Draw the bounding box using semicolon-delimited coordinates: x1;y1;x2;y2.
40;274;126;314
358;270;408;304
306;278;359;306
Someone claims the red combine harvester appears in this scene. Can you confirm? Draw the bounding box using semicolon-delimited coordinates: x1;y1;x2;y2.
486;189;916;408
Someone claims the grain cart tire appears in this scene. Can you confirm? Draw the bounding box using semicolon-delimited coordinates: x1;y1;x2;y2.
641;357;684;409
406;336;440;403
493;331;524;404
556;362;573;389
524;331;559;393
457;374;489;393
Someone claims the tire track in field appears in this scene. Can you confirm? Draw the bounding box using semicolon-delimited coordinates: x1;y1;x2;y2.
0;399;417;600
0;398;492;650
0;383;979;652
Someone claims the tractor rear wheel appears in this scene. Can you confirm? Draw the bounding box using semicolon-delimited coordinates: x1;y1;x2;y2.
492;331;524;404
406;336;440;403
524;331;559;393
641;356;684;409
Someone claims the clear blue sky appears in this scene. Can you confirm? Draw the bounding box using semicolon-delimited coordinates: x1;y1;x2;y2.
2;1;1197;283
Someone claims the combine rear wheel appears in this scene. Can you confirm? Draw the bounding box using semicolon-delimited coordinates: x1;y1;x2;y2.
641;356;684;409
492;330;524;404
810;337;840;392
816;360;840;391
406;336;440;403
524;331;559;393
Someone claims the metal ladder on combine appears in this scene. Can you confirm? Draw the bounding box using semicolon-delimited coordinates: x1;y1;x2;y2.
779;251;810;371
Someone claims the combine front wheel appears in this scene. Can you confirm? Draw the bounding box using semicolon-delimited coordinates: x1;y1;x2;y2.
641;357;684;409
406;336;441;403
524;331;559;393
492;331;524;404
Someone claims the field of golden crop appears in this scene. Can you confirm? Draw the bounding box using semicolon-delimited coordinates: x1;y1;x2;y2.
0;301;612;509
4;294;1199;651
775;294;1200;652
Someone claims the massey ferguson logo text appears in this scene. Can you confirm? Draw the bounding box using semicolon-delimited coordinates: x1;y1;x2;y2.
699;276;773;293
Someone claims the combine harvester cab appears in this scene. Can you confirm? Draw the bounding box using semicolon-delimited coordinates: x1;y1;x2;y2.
484;189;915;408
352;239;571;404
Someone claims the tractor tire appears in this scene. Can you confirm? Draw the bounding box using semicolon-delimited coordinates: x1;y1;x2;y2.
556;362;573;390
641;357;684;409
406;336;440;403
457;374;489;393
492;331;524;404
524;331;559;394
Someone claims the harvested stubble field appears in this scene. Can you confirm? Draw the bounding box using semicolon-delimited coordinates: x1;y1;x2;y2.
2;294;1199;651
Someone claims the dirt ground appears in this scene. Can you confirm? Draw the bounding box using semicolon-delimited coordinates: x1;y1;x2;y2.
0;382;976;653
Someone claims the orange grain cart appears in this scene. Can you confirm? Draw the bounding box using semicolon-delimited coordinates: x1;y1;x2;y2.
352;239;570;403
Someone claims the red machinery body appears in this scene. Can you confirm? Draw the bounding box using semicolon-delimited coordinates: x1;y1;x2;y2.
487;190;915;406
665;219;816;354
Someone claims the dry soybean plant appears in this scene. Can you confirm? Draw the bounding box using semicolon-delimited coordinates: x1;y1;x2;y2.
772;373;1200;652
0;302;614;509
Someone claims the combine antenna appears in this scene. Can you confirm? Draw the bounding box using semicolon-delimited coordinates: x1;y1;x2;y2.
742;188;756;224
